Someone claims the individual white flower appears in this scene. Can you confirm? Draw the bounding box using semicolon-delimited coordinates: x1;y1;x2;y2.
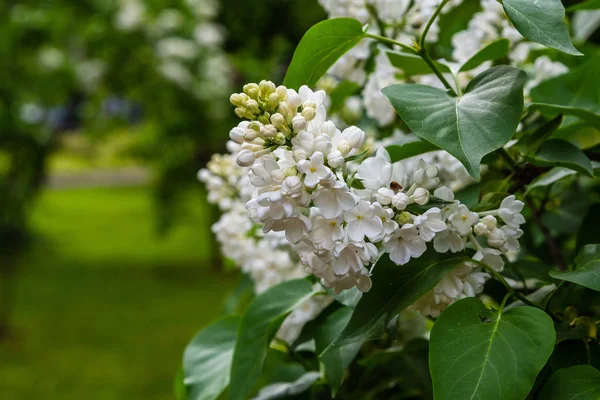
327;149;345;168
341;126;366;149
299;85;326;109
332;242;367;275
487;228;507;248
344;201;384;242
310;215;345;250
474;215;497;236
473;248;504;271
372;203;399;242
412;159;439;188
413;208;446;242
433;229;465;253
356;147;392;190
384;224;427;265
500;225;523;252
498;195;526;228
434;186;455;202
312;181;357;219
449;204;479;236
281;176;304;199
297;152;332;188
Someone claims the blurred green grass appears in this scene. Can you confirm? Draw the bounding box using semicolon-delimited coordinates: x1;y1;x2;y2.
0;186;238;399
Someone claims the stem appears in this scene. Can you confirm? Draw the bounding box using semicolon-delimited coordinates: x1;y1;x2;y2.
364;33;418;54
543;281;564;310
419;0;451;49
419;50;456;94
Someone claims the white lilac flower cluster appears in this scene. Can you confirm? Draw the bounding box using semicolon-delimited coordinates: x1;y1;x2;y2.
199;147;332;344
224;81;526;316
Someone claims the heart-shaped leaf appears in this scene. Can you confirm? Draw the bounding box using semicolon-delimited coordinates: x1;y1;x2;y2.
502;0;583;56
228;279;315;400
385;140;439;162
283;18;365;90
459;39;510;72
550;244;600;291
539;365;600;399
326;251;469;349
430;298;555;400
184;316;240;400
383;66;526;179
523;139;594;177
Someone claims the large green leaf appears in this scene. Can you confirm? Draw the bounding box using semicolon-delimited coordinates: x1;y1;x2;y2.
529;103;600;131
517;115;563;154
502;0;582;56
550;244;600;291
430;298;555;400
315;307;362;395
568;0;600;11
326;252;469;349
283;18;364;89
525;167;576;195
523;139;594;177
539;365;600;399
184;316;240;400
531;54;600;113
228;279;315;400
386;51;450;77
459;39;511;72
382;66;526;179
385;141;439;163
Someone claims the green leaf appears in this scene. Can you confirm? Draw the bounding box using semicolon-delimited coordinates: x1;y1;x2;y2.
283;18;365;90
502;0;583;56
550;244;600;291
529;102;600;131
326;252;469;348
523;139;594;177
539;365;600;399
228;279;315;400
568;0;600;11
183;316;240;400
430;298;555;400
459;39;511;72
525;167;576;195
315;307;362;395
386;51;450;77
531;53;600;113
382;66;526;180
252;372;321;400
517;115;563;154
385;141;439;163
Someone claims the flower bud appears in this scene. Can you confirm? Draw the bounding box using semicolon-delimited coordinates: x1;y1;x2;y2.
271;169;286;183
321;121;337;137
258;113;271;125
274;132;286;145
267;93;281;109
278;102;291;119
302;107;316;121
229;127;245;144
433;186;454;202
230;93;245;107
303;100;317;109
276;85;288;100
473;222;489;237
245;99;260;114
292;115;307;132
270;113;285;128
481;215;497;230
342;126;366;149
259;80;276;97
244;128;257;141
243;83;259;98
286;90;302;109
337;141;351;156
281;175;303;198
376;188;394;206
235;107;253;119
413;168;427;186
488;228;507;248
261;124;277;139
392;192;410;210
413;188;430;205
327;150;345;168
236;149;255;167
395;211;412;225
